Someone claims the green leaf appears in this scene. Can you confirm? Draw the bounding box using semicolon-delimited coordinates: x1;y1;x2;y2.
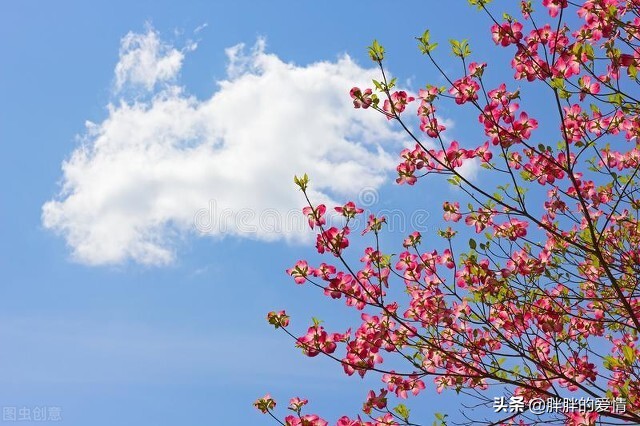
417;30;438;54
549;78;564;89
584;43;595;60
368;39;385;62
417;29;431;54
604;355;619;370
393;403;410;421
447;175;461;186
294;173;309;191
469;238;477;250
380;254;393;267
623;346;635;365
572;42;583;56
468;0;492;10
449;39;470;58
609;92;623;106
520;170;534;181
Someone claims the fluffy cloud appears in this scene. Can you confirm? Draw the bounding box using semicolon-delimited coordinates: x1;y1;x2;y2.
42;27;407;266
114;25;190;91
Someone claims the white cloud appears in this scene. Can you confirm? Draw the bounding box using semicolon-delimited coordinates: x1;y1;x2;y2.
114;25;189;91
43;27;407;266
193;23;208;34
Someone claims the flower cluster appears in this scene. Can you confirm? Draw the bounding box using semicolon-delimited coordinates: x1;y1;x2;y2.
259;2;640;425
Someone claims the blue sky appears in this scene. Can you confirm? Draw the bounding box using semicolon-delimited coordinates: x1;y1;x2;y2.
1;1;527;425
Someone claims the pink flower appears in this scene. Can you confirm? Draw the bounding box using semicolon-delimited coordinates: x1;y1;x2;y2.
474;142;493;162
253;394;276;413
312;263;336;280
284;414;328;426
288;397;308;412
418;86;439;102
491;21;523;46
465;208;494;233
553;53;580;78
443;202;462;222
382;91;415;118
296;325;340;357
542;0;568;18
302;204;326;229
381;372;426;399
350;87;375;109
565;411;598;426
362;389;388;414
286;260;313;284
419;116;446;138
267;310;290;328
362;215;386;235
493;218;529;241
444;140;472;168
316;227;350;256
449;76;480;104
396;162;417;185
402;231;422;248
468;62;487;77
337;416;374;426
578;76;600;101
335;201;364;219
374;413;398;425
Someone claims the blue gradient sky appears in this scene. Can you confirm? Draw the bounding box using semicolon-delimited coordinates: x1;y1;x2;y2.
1;1;529;425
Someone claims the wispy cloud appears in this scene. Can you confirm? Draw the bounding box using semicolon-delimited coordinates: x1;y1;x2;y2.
114;25;191;92
42;26;406;266
193;23;208;34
